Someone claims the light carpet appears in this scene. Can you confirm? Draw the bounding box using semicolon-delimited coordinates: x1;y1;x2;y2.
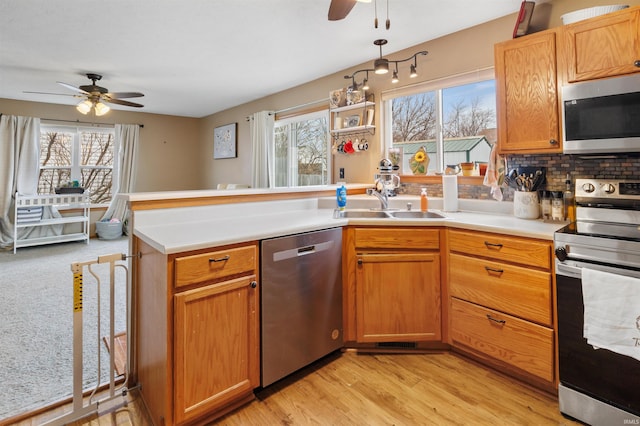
0;237;129;420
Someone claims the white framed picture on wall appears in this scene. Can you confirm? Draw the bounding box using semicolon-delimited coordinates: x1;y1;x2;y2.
213;122;237;159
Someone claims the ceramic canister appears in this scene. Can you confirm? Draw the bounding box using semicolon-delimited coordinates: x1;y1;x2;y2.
513;190;540;219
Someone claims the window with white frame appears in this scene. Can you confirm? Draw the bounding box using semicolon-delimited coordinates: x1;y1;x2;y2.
273;109;330;187
382;69;497;175
38;125;118;204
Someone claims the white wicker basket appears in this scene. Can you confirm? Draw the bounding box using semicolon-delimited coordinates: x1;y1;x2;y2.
96;221;123;240
561;5;629;24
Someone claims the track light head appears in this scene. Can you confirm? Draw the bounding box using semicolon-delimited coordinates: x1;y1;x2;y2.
410;64;418;78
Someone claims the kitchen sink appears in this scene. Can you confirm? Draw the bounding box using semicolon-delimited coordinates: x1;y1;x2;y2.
389;211;446;219
334;209;446;219
334;210;391;218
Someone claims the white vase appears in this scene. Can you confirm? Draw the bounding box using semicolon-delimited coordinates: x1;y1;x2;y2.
513;191;540;219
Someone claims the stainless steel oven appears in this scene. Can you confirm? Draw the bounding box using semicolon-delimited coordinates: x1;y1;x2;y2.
554;179;640;425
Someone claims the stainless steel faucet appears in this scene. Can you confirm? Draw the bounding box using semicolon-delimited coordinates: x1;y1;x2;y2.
367;181;389;210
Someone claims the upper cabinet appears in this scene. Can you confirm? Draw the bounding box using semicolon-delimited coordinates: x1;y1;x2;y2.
562;7;640;83
495;29;562;154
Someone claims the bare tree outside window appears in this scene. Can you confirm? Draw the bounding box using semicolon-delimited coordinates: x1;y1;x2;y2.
39;127;116;204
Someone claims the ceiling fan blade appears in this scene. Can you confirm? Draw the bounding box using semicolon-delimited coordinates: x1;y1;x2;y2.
105;91;145;99
57;81;90;95
104;98;144;108
328;0;357;20
23;91;78;97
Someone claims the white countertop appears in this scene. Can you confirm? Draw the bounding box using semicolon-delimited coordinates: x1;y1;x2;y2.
131;194;566;254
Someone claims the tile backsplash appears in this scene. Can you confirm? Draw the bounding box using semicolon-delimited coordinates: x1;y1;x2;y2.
401;153;640;201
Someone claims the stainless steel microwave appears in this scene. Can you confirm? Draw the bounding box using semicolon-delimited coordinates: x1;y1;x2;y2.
562;73;640;155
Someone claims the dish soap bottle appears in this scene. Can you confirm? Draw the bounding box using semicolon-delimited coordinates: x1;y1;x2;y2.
420;187;428;212
564;173;576;222
336;184;347;211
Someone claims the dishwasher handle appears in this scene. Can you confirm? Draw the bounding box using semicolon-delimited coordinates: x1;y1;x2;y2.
272;240;335;262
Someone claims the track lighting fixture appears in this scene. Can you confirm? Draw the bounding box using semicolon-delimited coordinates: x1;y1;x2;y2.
344;39;428;90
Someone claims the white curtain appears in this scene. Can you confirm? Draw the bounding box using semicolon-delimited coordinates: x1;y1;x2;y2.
101;124;140;233
250;111;275;188
0;115;41;248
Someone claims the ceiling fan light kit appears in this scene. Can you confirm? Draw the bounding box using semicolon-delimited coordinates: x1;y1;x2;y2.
25;73;144;116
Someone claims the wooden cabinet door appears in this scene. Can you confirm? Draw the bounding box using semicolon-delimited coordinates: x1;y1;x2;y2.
563;8;640;82
174;275;259;425
355;253;441;342
495;30;561;154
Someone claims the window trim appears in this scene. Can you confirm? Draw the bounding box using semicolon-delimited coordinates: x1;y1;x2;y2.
380;67;495;181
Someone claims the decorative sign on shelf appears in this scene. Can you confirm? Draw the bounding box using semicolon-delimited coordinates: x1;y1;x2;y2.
213;122;237;159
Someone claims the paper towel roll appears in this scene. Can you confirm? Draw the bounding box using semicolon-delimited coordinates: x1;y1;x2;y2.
442;175;458;212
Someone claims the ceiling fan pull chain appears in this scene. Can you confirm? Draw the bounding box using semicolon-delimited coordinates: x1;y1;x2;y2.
374;0;378;28
386;0;390;29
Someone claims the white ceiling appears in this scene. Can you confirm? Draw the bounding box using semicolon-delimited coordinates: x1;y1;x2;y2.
0;0;526;118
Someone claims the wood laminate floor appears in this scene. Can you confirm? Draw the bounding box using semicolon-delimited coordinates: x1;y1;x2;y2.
14;351;580;426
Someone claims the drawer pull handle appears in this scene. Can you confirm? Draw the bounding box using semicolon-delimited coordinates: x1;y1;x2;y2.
209;255;230;263
486;314;506;325
484;266;504;274
484;241;503;249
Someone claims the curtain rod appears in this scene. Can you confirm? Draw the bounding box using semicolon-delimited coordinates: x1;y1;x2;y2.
245;97;329;121
40;117;144;128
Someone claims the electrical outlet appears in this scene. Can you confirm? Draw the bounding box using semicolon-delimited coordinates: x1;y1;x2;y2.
339;168;345;179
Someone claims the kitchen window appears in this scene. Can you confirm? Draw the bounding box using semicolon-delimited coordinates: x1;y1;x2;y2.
38;125;118;205
273;109;330;187
382;68;496;175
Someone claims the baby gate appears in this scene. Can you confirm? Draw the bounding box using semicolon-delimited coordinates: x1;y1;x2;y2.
44;252;137;425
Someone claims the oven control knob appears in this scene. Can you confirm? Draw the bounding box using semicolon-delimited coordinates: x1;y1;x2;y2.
582;182;595;193
555;246;568;261
604;183;616;194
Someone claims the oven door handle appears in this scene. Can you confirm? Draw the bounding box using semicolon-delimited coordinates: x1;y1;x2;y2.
555;262;582;279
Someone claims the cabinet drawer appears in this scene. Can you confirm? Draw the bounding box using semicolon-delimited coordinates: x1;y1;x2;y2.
354;228;439;250
448;230;550;269
450;298;554;383
449;253;552;326
175;245;257;288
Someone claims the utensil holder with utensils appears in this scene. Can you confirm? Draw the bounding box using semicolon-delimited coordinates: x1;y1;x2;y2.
506;167;546;219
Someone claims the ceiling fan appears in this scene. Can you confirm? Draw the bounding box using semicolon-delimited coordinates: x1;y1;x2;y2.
25;73;144;115
328;0;390;29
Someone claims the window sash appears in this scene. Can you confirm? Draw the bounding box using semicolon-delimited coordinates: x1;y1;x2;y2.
39;124;117;205
274;109;330;187
381;68;495;175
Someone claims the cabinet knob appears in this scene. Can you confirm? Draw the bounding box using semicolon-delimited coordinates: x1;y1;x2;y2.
634;60;640;67
549;139;558;146
357;258;363;265
250;281;257;288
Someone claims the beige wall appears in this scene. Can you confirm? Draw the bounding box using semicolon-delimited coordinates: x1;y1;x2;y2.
0;98;202;192
3;0;639;191
200;0;640;187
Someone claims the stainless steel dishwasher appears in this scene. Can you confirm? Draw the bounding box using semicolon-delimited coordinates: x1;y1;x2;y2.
260;227;343;387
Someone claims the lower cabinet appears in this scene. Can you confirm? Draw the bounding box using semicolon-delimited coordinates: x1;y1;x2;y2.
447;229;555;389
135;238;259;425
344;227;443;346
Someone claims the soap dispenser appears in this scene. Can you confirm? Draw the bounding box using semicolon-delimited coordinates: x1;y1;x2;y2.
420;187;428;212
